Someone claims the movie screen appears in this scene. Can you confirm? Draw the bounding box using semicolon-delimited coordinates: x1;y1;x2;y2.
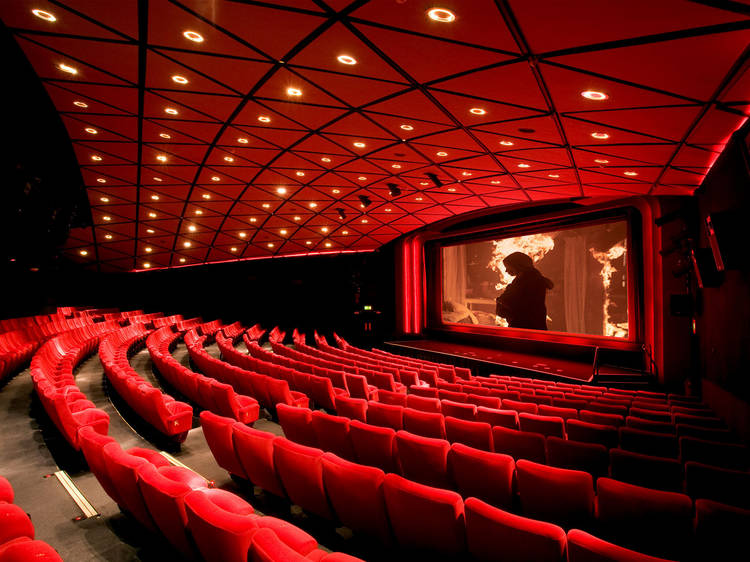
441;220;629;338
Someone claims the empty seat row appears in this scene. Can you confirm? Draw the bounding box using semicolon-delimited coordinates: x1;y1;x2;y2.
0;474;63;561
77;426;357;562
147;327;260;424
99;325;193;442
204;409;745;561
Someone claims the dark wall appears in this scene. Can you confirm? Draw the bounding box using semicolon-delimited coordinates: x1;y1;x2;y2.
2;248;397;347
694;126;750;402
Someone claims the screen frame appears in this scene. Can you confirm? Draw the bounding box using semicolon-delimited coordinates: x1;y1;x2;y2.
424;205;644;352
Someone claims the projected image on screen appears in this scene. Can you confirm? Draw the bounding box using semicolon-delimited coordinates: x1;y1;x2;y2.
442;220;628;338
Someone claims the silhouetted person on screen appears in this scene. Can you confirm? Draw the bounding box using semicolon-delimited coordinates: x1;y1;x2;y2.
495;252;554;330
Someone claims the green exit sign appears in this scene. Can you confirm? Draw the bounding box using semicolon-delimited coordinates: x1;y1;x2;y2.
363;305;372;311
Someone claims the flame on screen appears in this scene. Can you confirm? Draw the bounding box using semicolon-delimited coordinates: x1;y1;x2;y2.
488;234;555;326
590;242;628;337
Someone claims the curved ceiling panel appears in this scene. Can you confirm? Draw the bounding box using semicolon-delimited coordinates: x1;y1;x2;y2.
2;0;749;271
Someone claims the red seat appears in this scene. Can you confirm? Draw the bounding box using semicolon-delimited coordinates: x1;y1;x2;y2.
516;459;595;529
344;373;378;401
491;425;546;463
694;499;750;561
546;436;609;479
78;426;122;504
609;448;683;493
402;407;446;439
476;406;519;429
276;404;318;448
448;443;515;509
465;497;566;562
684;461;750;509
0;538;63;562
444;416;493;451
395;430;451;488
0;476;12;503
382;473;465;554
673;413;724;428
619;427;679;458
519;413;566;438
566;418;619;449
349;419;399;473
625;415;675;434
309;376;346;411
366;401;403;431
466;394;502;409
0;503;34;546
595;477;693;560
405;394;442;413
334;395;367;422
566;529;676;562
579;410;624;427
273;439;333;519
320;453;392;544
502;399;538;414
679;436;749;470
377;390;407;407
538;404;578;421
676;423;737;443
441;399;477;420
311;411;357;461
232;423;286;497
210;380;260;424
265;377;309;411
200;410;247;478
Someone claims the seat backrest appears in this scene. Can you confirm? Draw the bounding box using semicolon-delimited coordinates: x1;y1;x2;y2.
579;409;624;428
679;436;750;471
441;399;477;421
334;395;367;422
349;419;398;474
311;411;356;462
395;430;451;489
199;410;246;479
366;401;403;431
545;436;609;480
566;529;671;562
491;425;547;463
519;413;566;439
232;423;285;498
685;461;750;509
566;418;619;449
276;404;318;448
502;399;538;415
444;416;493;452
406;394;442;413
447;443;515;510
619;427;679;458
476;406;519;430
272;438;332;519
609;448;683;493
402;407;446;440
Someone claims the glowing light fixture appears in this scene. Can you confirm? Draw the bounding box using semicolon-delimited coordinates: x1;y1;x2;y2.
321;157;331;162
183;241;192;248
146;229;155;234
58;63;78;75
148;212;157;218
276;187;287;195
224;156;234;162
591;132;610;140
238;137;249;144
239;232;247;238
332;189;341;194
358;176;367;181
262;203;270;208
462;171;472;176
499;140;514;146
309;202;318;208
286;87;302;96
103;215;112;221
159;133;171;139
183;30;204;43
400;124;414;131
392;164;402;169
258;115;271;123
415;196;423;201
172;75;188;84
624;171;639;176
581;90;608;101
85;128;98;134
151;194;159;200
105;234;113;240
325;242;332;248
437;151;448;157
143;262;151;268
342;230;348;235
321;227;329;233
96;178;106;183
157;155;167;162
74;101;88;108
91;155;102;161
179;257;186;263
296;171;305;177
79;250;88;256
250;217;257;222
353;142;366;148
280;229;288;235
491;180;501;184
165;107;178;115
153;177;163;182
211;176;220;182
267;242;274;248
293;216;301;221
337;54;357;65
230;247;237;252
195;209;203;215
447;187;456;192
470;108;486;115
594;158;609;164
202;193;211;199
517;163;530;168
427;8;456;22
548;173;560;178
188;225;197;232
306;241;312;245
361;218;369;223
145;247;153;253
32;9;57;22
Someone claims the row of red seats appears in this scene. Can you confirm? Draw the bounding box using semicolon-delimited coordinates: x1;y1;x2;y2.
77;424;360;562
205;332;343;411
99;325;193;442
185;330;310;414
202;409;720;561
29;323;120;449
0;475;63;561
280;404;750;511
147;327;260;424
221;321;246;340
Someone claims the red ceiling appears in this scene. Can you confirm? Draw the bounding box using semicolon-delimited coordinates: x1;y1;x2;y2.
3;0;749;271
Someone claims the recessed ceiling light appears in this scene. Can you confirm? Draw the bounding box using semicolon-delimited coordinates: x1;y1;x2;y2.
32;9;57;22
105;234;113;240
145;247;153;253
462;171;472;176
79;249;88;256
517;163;530;168
157;155;167;162
277;187;287;195
342;230;349;235
202;193;211;199
267;242;274;248
400;124;414;131
143;262;151;268
188;225;197;232
280;229;288;235
427;8;456;22
293;216;301;221
224;156;234;162
165;107;178;115
230;247;237;252
153;177;163;182
195;209;203;215
262;203;271;208
73;101;88;108
296;171;305;177
238;137;249;144
183;241;192;248
239;232;247;238
392;164;402;169
591;132;610;140
624;171;639;176
361;219;369;223
447;187;456;192
385;208;392;212
287;87;302;96
58;63;78;75
309;202;318;208
321;227;329;233
179;257;186;263
420;181;429;186
353;142;366;148
151;194;159;200
437;151;448;157
358;176;367;181
97;178;106;183
491;180;501;184
337;54;357;65
581;90;608;101
594;158;609;164
415;197;423;201
172;75;188;84
91;155;102;161
321;157;331;162
325;242;332;248
159;133;171;139
470;108;486;115
211;176;220;182
148;212;157;218
499;140;514;146
103;215;112;221
183;30;204;43
332;189;341;194
305;241;312;245
548;173;560;178
146;228;155;234
258;115;271;123
250;217;257;222
85;127;98;134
